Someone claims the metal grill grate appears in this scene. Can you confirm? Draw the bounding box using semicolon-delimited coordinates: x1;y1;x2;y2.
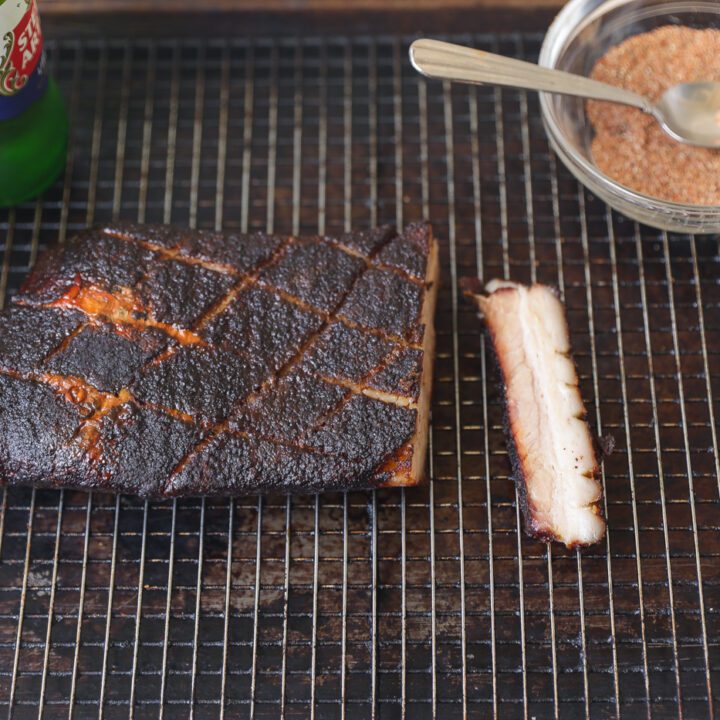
0;31;719;719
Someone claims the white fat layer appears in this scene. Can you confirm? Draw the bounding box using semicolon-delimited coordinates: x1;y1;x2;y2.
484;281;605;546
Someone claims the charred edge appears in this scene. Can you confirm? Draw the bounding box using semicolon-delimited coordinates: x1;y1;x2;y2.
73;389;135;462
324;236;426;288
252;278;423;351
39;321;91;366
299;306;426;441
318;375;417;409
596;434;616;460
322;225;397;263
501;393;593;548
104;227;241;277
165;426;222;487
335;314;423;349
235;227;399;410
165;429;392;499
0;367;129;418
163;232;382;493
143;237;295;370
193;236;295;333
374;236;438;489
133;398;197;425
255;280;328;319
0;365;197;433
190;276;256;336
367;228;396;260
163;417;361;494
498;376;541;540
323;237;369;260
313;332;421;410
16;241;67;297
228;429;348;458
36;283;205;348
107;227;416;312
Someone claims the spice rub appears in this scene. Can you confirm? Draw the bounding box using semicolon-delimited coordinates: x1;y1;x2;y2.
588;26;720;205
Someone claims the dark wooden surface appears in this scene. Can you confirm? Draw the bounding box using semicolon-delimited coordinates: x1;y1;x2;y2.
42;0;562;11
41;0;560;36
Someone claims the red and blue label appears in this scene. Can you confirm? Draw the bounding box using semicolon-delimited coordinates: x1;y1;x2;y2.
0;0;46;120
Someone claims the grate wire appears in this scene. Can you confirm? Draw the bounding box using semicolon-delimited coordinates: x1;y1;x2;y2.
0;32;718;720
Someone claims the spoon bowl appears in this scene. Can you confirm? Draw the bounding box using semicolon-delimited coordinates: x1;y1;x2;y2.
655;82;720;148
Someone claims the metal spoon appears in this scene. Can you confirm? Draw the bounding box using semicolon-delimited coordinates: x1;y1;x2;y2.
410;38;720;149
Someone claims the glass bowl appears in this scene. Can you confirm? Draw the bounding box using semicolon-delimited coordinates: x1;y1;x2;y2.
539;0;720;234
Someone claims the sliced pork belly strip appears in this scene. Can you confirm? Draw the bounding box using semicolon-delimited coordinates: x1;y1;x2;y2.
462;278;606;547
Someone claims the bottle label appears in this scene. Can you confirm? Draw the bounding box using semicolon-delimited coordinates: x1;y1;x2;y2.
0;0;47;120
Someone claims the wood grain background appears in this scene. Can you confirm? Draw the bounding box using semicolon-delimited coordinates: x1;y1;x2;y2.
42;0;563;11
41;0;562;36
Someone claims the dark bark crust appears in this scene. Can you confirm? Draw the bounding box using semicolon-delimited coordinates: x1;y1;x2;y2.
0;223;437;498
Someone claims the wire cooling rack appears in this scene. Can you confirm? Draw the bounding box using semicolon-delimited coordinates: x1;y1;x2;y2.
0;32;718;719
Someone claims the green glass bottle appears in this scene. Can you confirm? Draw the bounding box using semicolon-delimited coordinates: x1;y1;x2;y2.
0;0;67;207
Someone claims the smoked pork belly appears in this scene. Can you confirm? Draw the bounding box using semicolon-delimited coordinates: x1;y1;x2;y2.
462;278;606;547
0;222;439;498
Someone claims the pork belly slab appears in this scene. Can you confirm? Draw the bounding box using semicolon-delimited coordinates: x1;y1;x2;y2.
0;222;438;498
462;279;606;547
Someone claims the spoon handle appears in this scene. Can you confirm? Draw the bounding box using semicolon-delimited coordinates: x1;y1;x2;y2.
410;38;652;112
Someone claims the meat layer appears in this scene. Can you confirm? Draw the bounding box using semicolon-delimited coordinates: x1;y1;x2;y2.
0;222;438;498
462;278;606;547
